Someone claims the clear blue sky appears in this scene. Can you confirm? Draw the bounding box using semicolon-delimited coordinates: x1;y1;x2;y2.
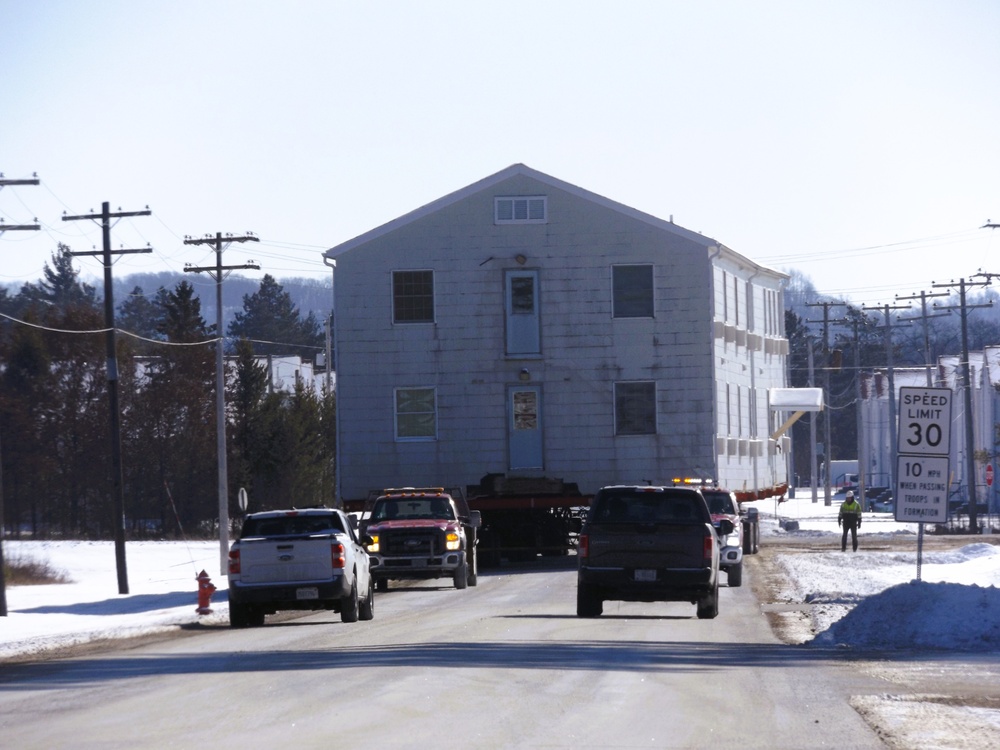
2;0;998;308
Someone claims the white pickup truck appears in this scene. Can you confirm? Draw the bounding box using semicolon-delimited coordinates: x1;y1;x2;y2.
227;507;374;628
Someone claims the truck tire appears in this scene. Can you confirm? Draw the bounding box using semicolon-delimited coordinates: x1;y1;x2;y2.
742;521;754;554
468;548;478;587
453;562;468;589
359;576;375;621
576;583;603;617
696;580;719;619
248;607;265;627
229;601;250;629
341;579;360;623
727;561;743;587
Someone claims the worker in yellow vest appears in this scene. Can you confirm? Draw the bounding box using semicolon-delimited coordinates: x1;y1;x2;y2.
838;490;863;552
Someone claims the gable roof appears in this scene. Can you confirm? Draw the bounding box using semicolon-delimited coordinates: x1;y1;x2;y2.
324;163;784;280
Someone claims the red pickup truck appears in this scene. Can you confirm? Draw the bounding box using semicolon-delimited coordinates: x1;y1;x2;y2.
360;488;481;591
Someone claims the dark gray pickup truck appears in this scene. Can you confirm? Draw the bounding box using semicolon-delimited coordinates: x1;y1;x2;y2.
576;485;733;619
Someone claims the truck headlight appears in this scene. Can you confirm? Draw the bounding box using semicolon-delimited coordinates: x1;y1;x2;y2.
367;535;380;553
727;532;741;547
445;532;461;551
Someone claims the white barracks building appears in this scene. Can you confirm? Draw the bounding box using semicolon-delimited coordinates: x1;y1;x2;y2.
324;164;790;503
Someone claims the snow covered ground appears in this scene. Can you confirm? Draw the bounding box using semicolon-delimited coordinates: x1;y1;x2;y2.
2;495;999;661
764;492;1000;650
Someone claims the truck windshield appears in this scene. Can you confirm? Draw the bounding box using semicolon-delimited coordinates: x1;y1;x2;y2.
372;497;455;521
592;490;705;524
703;492;736;515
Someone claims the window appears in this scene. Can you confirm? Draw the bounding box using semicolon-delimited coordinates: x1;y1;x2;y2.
495;196;547;224
614;381;656;435
613;265;654;318
393;270;434;323
395;387;437;440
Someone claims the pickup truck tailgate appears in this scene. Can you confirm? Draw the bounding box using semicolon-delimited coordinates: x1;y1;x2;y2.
237;537;335;584
586;524;707;568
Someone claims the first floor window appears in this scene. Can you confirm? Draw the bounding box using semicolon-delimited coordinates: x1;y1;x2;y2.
395;387;437;439
615;381;656;435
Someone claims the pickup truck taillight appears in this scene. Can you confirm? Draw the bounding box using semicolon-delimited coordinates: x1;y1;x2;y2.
331;542;346;569
578;533;589;559
228;549;241;575
703;532;715;561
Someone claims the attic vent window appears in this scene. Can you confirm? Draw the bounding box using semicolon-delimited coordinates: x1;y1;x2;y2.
495;196;547;224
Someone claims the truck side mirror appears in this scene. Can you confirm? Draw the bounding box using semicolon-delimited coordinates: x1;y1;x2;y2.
718;519;735;536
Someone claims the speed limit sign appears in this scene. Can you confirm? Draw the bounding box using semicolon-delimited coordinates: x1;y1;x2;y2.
897;387;952;456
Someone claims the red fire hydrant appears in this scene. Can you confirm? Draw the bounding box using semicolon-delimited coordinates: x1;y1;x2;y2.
196;570;217;615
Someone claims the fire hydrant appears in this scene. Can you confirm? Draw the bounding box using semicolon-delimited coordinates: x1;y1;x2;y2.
196;570;217;615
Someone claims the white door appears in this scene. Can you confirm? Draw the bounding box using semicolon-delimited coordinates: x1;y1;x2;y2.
508;385;543;470
505;270;540;355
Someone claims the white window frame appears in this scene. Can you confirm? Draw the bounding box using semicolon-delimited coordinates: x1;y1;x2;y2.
394;387;438;441
495;196;547;224
392;269;435;324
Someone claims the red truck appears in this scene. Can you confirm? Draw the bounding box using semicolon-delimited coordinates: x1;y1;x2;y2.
359;488;481;591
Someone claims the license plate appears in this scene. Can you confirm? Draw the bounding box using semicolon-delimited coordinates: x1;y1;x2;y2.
296;587;319;600
634;569;657;582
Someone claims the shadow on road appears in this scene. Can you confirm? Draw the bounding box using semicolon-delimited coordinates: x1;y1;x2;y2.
8;635;992;690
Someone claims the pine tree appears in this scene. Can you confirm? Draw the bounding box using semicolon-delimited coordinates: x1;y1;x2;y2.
18;244;98;311
227;274;322;358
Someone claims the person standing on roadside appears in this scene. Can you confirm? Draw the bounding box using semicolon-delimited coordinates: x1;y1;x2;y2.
838;490;862;552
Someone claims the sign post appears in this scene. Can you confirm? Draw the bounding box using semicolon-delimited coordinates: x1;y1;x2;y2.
896;386;952;580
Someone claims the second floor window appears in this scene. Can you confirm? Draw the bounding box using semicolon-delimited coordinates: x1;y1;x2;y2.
393;270;434;323
613;264;654;318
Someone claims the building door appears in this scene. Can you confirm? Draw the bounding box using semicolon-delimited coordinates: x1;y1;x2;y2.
505;270;540;355
508;385;543;471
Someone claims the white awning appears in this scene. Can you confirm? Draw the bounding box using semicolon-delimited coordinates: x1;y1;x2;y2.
768;387;824;411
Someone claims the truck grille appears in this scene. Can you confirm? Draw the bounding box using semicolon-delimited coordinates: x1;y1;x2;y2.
382;529;439;556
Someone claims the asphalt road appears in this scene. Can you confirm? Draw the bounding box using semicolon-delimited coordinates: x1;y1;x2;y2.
0;555;890;749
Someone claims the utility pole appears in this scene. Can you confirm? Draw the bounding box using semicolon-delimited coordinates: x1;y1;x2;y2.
0;173;42;616
63;203;152;595
184;233;260;575
896;291;951;387
806;301;846;505
807;341;818;502
63;201;153;594
933;276;992;534
862;302;911;494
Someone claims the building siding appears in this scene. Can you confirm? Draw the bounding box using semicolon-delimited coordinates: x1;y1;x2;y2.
328;165;788;501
